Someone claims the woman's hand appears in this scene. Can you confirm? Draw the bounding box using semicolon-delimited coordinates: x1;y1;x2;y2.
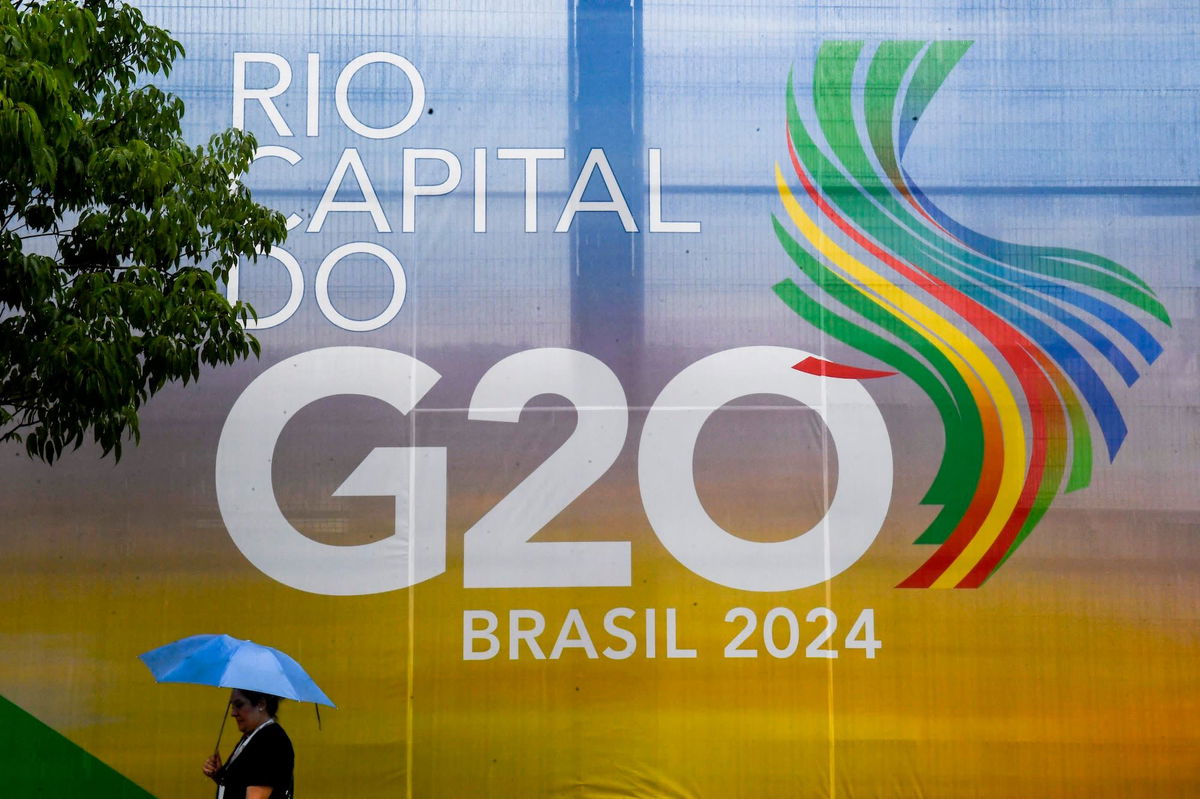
202;753;223;781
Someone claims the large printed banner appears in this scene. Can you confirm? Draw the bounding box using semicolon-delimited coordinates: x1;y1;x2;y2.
2;2;1198;796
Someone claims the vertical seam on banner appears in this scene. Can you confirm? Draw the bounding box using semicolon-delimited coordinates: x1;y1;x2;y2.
408;0;422;787
406;159;419;799
406;519;415;799
820;297;836;798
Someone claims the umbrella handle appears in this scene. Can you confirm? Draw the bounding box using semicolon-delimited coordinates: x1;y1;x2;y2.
214;697;232;756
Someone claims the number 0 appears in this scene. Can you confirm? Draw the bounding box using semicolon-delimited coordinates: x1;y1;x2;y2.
638;347;893;591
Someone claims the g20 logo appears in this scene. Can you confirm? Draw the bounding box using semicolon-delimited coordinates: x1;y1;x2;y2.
215;346;893;595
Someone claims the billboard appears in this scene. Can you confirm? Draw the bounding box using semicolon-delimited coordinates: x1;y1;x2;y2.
2;1;1197;796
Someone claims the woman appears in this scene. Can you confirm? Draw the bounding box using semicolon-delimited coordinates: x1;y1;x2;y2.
203;689;295;799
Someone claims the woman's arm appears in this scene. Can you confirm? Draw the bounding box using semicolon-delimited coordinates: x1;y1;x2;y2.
245;787;272;799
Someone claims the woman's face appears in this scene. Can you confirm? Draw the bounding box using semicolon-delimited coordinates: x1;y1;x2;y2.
229;690;270;734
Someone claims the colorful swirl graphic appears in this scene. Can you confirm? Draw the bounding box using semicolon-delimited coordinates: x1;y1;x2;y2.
772;41;1170;588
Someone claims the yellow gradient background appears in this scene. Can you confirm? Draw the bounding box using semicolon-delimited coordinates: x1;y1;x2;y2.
2;427;1197;798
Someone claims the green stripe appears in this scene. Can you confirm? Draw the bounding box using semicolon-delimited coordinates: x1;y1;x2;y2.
0;694;155;797
899;40;972;146
866;41;926;187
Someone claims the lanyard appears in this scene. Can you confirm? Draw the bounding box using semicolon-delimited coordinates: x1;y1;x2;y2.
216;718;276;799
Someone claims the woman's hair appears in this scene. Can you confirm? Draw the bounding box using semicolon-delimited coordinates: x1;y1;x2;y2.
237;689;283;717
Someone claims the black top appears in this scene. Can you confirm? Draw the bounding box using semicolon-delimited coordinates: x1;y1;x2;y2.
217;721;294;799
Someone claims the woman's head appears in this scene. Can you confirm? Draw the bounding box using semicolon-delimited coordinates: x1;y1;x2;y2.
229;689;282;733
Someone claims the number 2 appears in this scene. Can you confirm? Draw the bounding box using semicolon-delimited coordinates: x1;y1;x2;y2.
463;349;630;588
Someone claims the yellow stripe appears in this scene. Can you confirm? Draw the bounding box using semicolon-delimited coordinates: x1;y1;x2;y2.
775;165;1026;586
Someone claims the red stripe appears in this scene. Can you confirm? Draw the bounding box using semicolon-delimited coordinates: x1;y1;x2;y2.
792;356;896;380
956;345;1067;587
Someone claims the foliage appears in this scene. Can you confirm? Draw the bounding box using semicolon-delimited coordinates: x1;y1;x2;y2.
0;0;287;461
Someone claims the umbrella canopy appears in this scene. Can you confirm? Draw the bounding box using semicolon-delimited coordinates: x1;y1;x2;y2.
139;634;335;707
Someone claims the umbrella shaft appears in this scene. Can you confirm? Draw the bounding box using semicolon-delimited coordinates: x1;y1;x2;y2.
214;698;231;755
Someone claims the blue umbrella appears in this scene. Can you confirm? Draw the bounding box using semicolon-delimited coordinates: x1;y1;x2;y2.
139;634;334;751
139;634;334;706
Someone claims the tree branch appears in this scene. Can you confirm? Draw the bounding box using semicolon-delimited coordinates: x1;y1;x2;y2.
0;418;40;442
